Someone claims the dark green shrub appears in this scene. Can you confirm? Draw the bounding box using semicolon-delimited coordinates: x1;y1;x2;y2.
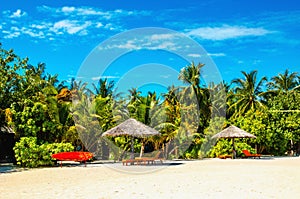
13;137;74;168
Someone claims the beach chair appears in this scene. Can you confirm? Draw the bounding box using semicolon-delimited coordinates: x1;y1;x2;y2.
122;158;142;166
218;154;232;159
242;150;261;159
135;151;164;165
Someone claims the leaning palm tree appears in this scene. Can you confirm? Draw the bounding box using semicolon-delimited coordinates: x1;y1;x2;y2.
229;70;267;117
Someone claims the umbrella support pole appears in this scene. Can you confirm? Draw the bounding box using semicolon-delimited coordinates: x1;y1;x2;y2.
130;137;134;165
232;138;236;159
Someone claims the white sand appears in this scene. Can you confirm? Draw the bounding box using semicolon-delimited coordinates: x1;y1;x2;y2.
1;157;300;199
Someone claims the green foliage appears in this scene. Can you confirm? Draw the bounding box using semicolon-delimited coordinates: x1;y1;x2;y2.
13;137;74;168
1;44;300;162
208;139;255;158
233;93;300;156
0;45;28;126
228;70;267;118
199;117;226;158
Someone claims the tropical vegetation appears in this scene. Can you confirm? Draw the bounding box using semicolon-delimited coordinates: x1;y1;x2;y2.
0;44;299;167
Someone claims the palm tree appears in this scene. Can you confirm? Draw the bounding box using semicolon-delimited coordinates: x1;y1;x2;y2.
178;62;204;98
178;62;210;132
207;82;227;118
92;78;115;98
128;87;141;104
229;70;267;117
127;87;142;119
267;69;299;93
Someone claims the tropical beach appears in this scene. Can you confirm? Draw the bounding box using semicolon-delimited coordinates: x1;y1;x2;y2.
1;157;300;199
1;1;300;199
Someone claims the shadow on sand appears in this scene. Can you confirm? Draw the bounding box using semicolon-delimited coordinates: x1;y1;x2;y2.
0;163;27;174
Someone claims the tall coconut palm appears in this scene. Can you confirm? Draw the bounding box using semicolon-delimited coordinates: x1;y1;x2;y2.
207;82;227;118
178;62;210;132
92;78;115;98
267;69;299;93
229;70;267;117
178;62;203;98
127;87;142;119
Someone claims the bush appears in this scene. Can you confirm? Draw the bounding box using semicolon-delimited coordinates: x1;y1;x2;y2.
14;137;74;168
208;139;255;158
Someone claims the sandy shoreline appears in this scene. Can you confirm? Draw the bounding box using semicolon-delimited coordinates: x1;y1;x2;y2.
1;157;300;199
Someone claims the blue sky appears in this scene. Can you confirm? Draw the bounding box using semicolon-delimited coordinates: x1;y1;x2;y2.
1;0;299;94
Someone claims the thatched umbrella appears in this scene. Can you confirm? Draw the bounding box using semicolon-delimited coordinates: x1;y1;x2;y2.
102;118;160;159
212;125;256;159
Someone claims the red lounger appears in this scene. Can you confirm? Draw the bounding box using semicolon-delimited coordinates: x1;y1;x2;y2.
242;150;261;159
51;152;93;167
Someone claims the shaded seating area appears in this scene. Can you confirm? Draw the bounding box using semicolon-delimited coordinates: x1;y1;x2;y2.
242;150;261;159
212;125;257;159
102;118;162;166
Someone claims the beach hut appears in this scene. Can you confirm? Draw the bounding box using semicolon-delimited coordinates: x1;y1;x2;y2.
102;118;160;159
212;125;256;159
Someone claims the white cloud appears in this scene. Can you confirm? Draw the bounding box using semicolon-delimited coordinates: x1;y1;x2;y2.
100;38;180;51
92;76;119;80
96;22;103;28
115;40;141;50
187;53;225;58
37;5;147;19
51;20;91;34
23;29;45;38
188;53;201;58
10;9;27;18
148;41;177;50
187;25;273;40
207;53;226;57
30;22;52;30
5;26;45;39
0;6;151;42
61;6;75;12
77;8;107;16
3;30;20;39
150;33;175;40
98;32;185;51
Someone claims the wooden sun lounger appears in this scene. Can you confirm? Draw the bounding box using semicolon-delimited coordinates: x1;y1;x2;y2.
122;151;164;166
242;150;261;159
136;151;164;165
218;154;232;159
122;158;142;166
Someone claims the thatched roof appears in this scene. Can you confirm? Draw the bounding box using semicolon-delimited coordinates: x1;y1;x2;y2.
212;125;256;139
102;118;160;138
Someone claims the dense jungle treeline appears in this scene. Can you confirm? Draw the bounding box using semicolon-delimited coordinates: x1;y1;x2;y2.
0;44;299;166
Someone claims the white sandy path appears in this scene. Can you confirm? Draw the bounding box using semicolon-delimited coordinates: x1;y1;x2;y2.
1;157;300;199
